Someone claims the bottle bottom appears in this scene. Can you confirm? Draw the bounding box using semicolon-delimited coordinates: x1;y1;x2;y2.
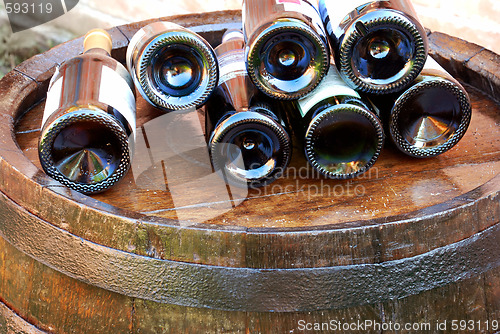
247;19;328;99
39;110;131;194
210;111;290;188
51;120;123;184
305;106;384;179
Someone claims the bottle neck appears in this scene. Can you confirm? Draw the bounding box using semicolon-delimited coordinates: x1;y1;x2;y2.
215;35;257;113
84;29;113;55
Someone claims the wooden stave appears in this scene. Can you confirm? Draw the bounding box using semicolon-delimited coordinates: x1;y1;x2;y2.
0;10;498;332
0;205;499;333
0;214;499;332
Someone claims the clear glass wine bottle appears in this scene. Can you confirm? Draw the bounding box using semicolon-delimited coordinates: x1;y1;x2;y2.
206;30;292;188
127;22;219;111
380;56;472;157
39;29;136;194
243;0;330;100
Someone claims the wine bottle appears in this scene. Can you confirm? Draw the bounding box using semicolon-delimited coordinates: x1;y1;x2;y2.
243;0;330;100
206;30;291;188
386;56;472;157
127;22;218;111
39;29;136;194
319;0;428;94
290;65;384;179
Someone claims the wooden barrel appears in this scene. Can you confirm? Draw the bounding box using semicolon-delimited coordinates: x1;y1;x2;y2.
0;10;499;333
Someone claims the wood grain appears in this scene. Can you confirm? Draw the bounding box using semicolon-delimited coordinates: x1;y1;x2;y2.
0;237;133;333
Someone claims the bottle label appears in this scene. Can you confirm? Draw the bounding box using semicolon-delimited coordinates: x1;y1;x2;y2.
99;65;137;134
218;49;247;86
298;66;360;117
42;67;63;126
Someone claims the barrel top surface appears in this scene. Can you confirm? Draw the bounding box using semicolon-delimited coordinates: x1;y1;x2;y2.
0;10;499;270
15;84;500;228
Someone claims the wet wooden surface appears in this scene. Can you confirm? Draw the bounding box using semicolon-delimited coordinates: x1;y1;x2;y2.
0;10;498;334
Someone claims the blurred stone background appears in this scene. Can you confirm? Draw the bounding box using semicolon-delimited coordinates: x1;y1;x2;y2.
0;0;499;77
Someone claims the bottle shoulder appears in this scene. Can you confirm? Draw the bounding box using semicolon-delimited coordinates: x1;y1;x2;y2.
215;39;245;56
304;96;370;119
60;51;115;67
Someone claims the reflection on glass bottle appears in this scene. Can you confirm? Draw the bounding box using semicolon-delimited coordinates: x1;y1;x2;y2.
127;22;218;111
39;29;136;194
319;0;428;94
243;0;330;99
206;30;291;188
288;65;384;179
381;57;472;157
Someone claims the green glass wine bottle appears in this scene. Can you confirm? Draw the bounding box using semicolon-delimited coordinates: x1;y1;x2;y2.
289;65;384;179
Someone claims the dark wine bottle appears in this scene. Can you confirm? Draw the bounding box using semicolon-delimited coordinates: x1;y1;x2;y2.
127;22;218;111
206;30;291;188
319;0;428;94
243;0;330;99
289;65;384;179
39;29;136;194
385;57;472;157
